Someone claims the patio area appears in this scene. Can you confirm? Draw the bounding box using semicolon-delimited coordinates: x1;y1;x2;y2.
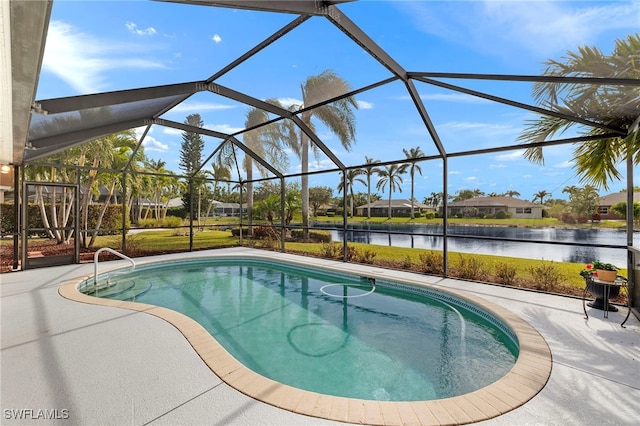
1;247;639;425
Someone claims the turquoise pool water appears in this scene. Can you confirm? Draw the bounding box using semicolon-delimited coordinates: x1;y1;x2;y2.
85;257;518;402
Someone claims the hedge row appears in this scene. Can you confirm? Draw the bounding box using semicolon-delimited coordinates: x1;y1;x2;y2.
0;203;128;235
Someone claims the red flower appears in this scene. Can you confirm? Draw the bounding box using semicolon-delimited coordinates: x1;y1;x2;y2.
585;263;593;271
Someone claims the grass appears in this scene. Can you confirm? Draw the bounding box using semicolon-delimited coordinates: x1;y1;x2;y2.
282;240;595;291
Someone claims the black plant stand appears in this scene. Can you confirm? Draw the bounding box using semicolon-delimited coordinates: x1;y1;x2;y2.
583;275;631;327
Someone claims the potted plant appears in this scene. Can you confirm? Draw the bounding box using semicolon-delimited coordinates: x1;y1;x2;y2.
580;261;621;311
589;261;619;282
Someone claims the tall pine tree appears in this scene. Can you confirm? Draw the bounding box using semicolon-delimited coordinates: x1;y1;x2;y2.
179;113;205;175
179;114;205;219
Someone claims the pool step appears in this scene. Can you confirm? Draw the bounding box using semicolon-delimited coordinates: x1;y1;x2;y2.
80;280;118;295
94;281;136;298
103;281;153;301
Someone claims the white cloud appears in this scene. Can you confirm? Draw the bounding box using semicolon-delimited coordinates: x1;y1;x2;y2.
489;163;507;169
554;160;574;169
134;126;169;152
292;159;336;173
208;123;244;134
277;97;303;109
163;128;182;136
357;100;374;109
42;21;166;94
142;137;169;153
212;34;222;43
493;150;526;161
400;0;639;59
449;170;461;175
125;22;157;36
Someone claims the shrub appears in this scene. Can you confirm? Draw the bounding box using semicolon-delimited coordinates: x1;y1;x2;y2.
495;210;508;219
576;215;590;224
231;227;249;237
401;255;413;269
527;260;564;291
495;261;517;285
114;233;144;255
320;242;342;259
456;254;489;280
166;207;187;219
423;211;436;220
172;227;189;236
253;226;279;240
352;246;377;264
290;229;331;243
136;218;156;228
418;251;444;275
161;216;184;227
561;213;577;224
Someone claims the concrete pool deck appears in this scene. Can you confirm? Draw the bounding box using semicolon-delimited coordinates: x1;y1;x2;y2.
2;247;639;425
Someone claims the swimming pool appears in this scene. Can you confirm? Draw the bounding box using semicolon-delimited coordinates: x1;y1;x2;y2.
62;251;552;424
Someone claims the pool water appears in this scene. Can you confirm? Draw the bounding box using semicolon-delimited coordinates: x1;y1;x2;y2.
88;258;518;402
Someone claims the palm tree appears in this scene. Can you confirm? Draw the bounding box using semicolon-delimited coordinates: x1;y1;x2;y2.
292;70;358;235
284;187;301;227
423;191;443;211
337;169;365;217
203;163;231;218
504;190;521;198
242;102;292;231
519;34;640;190
403;146;425;219
362;156;381;218
254;194;280;224
532;190;551;204
376;163;408;219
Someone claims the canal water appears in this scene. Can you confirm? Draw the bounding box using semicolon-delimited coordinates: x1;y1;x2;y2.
320;223;638;266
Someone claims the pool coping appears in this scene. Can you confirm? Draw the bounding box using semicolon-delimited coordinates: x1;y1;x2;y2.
58;251;552;426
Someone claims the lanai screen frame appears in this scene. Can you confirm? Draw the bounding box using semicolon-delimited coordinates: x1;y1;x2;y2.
11;0;640;309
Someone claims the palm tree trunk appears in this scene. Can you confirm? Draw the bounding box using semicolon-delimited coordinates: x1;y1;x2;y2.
247;161;254;235
367;176;371;219
88;181;115;247
62;189;75;244
410;170;415;219
301;131;309;238
35;186;55;239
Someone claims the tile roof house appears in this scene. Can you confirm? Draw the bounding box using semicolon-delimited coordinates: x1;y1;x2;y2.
355;199;433;217
597;191;640;219
447;196;542;218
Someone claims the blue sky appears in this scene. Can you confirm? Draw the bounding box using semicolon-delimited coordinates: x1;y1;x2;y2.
36;0;640;202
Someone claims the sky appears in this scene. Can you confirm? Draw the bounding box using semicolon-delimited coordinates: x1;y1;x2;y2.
35;0;640;203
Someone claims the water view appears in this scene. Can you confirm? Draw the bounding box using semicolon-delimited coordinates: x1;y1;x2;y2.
319;223;638;266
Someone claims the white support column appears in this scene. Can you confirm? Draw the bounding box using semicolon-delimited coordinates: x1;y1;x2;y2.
0;0;13;164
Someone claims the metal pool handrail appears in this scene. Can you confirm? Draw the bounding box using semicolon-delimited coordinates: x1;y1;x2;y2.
94;247;136;288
